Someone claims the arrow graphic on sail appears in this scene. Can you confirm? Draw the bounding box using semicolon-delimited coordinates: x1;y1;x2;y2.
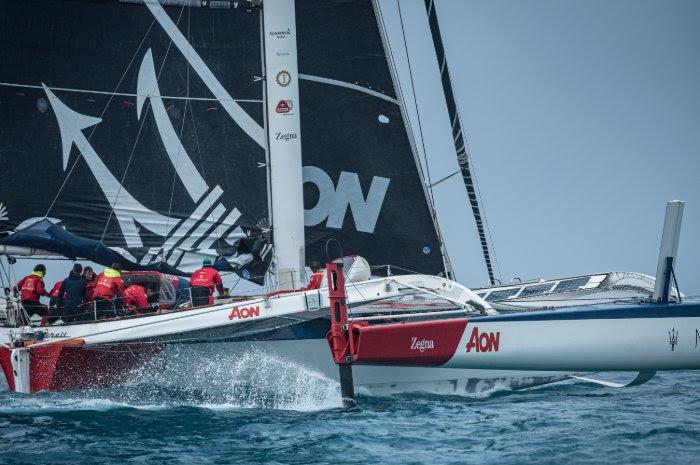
43;84;177;248
145;1;265;148
137;49;208;203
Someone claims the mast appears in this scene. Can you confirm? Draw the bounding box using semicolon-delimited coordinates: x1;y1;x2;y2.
423;0;497;285
262;0;306;290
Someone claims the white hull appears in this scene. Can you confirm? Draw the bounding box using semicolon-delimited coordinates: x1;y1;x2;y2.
5;273;555;394
158;338;572;396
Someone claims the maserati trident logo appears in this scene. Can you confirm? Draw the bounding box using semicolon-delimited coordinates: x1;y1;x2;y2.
669;327;678;351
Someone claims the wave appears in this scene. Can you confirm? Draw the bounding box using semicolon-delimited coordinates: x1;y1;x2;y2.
0;348;343;413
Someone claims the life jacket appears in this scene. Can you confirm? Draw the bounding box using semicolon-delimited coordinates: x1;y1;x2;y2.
190;266;222;292
16;271;49;302
304;271;324;290
92;268;127;301
85;280;96;303
190;266;223;305
50;281;63;299
124;284;148;311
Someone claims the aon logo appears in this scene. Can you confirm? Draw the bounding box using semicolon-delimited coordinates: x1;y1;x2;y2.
303;166;390;233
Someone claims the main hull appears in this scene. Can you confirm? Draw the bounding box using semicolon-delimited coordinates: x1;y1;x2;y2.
0;329;571;395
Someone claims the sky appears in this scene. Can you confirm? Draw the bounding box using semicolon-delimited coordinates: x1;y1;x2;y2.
8;0;700;296
383;0;700;294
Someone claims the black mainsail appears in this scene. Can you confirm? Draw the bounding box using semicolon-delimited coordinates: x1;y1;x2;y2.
0;0;270;281
0;0;452;283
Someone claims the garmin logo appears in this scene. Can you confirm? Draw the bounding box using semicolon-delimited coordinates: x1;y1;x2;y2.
410;337;435;352
303;166;390;234
269;28;291;39
275;132;298;141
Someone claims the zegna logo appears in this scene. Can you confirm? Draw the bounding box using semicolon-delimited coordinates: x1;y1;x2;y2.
410;337;435;352
303;166;390;234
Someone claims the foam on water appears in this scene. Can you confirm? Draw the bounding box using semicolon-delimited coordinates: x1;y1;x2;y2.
1;347;343;412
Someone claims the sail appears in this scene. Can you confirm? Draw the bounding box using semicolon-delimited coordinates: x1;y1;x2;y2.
296;0;448;277
0;0;270;282
422;0;496;285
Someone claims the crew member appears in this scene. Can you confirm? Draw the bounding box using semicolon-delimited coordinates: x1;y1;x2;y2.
92;262;128;318
15;264;50;317
303;261;324;290
49;280;64;308
83;266;96;306
124;284;149;315
190;258;224;306
55;263;87;322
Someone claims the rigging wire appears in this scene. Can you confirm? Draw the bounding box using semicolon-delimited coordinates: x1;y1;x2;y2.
395;0;434;206
394;0;455;278
44;16;159;218
164;4;193;238
469;156;503;282
100;4;188;243
422;0;500;284
376;0;454;278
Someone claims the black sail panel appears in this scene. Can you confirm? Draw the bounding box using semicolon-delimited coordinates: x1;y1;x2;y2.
0;0;270;282
296;0;446;276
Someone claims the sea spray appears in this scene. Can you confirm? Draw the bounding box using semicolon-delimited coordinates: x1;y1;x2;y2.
86;346;344;411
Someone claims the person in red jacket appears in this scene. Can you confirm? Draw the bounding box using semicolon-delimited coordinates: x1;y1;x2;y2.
124;284;149;315
92;263;128;318
302;262;324;291
190;258;224;306
82;266;96;305
49;280;63;308
15;264;50;317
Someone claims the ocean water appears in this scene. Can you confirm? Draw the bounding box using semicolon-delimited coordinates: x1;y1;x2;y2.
0;352;698;465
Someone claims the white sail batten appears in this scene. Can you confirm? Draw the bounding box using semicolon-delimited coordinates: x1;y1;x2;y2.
263;0;306;290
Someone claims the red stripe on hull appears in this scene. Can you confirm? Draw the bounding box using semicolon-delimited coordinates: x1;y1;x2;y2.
0;348;15;391
350;318;468;366
1;343;165;393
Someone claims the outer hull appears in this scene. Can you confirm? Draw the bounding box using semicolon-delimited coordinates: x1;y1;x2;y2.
173;338;570;395
0;332;571;395
343;300;700;373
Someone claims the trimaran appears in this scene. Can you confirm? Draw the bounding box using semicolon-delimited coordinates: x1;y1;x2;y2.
0;0;697;395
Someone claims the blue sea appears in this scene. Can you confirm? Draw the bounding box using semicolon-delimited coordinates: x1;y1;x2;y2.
1;359;699;464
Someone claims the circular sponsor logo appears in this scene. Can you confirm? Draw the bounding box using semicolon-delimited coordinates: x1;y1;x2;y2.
276;70;292;87
422;245;431;255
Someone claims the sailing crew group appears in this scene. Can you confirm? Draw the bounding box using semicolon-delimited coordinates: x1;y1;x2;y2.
14;262;156;322
13;258;323;323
